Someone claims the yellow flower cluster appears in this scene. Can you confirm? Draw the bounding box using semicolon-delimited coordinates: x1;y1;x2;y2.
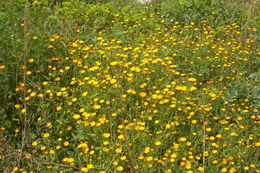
6;2;259;173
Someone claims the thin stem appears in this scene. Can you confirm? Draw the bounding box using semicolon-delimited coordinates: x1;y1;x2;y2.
202;115;206;173
18;2;29;167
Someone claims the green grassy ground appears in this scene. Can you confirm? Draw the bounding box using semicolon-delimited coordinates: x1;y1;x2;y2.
0;0;259;173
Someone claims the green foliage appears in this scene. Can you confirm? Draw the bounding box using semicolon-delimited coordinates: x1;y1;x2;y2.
0;0;259;172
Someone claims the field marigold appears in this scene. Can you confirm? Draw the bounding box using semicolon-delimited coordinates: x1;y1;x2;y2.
179;137;187;142
92;105;101;110
87;164;94;169
80;167;88;172
139;92;147;97
175;86;187;91
189;87;197;91
21;108;27;113
144;147;150;153
110;79;117;84
43;133;50;138
155;141;161;146
116;166;124;171
118;134;124;140
102;133;110;138
56;106;62;111
171;153;177;158
42;81;48;86
73;114;81;119
188;77;196;82
230;132;238;137
32;141;38;146
64;141;69;146
115;148;122;153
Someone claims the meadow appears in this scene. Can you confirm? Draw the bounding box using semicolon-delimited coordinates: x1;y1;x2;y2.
0;0;259;172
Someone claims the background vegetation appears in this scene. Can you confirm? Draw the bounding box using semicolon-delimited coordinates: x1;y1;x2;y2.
0;0;259;172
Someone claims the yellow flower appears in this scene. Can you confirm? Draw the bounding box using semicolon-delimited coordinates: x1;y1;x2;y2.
92;105;101;110
110;61;119;66
120;156;126;160
102;133;111;138
21;108;27;113
230;132;238;137
127;89;136;94
212;160;218;164
175;86;187;91
32;141;38;146
169;104;176;108
185;142;192;146
27;58;34;63
71;98;78;102
155;141;161;146
67;158;74;163
73;114;81;119
212;150;218;154
170;153;177;158
191;120;197;124
189;86;197;91
165;169;172;173
87;164;94;169
42;81;48;86
115;148;122;153
0;65;5;70
179;137;187;142
116;166;124;172
165;124;171;129
40;146;46;151
216;134;222;139
43;133;50;138
146;156;153;161
110;79;117;84
151;94;158;99
82;91;88;96
188;77;196;82
250;164;256;168
30;92;36;97
56;145;61;149
138;92;147;97
221;168;227;173
56;106;62;111
209;92;216;98
56;92;62;96
14;104;21;109
206;128;212;132
118;135;124;140
197;167;204;171
79;108;85;112
112;161;118;166
80;167;88;172
63;141;69;146
89;150;95;155
144;147;150;154
60;87;67;91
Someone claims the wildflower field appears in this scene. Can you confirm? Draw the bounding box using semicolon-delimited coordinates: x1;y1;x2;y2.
0;0;259;172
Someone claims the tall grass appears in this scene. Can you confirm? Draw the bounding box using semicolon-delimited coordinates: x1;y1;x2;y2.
0;0;259;172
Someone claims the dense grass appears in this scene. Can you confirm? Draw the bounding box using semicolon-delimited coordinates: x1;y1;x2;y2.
0;0;259;173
